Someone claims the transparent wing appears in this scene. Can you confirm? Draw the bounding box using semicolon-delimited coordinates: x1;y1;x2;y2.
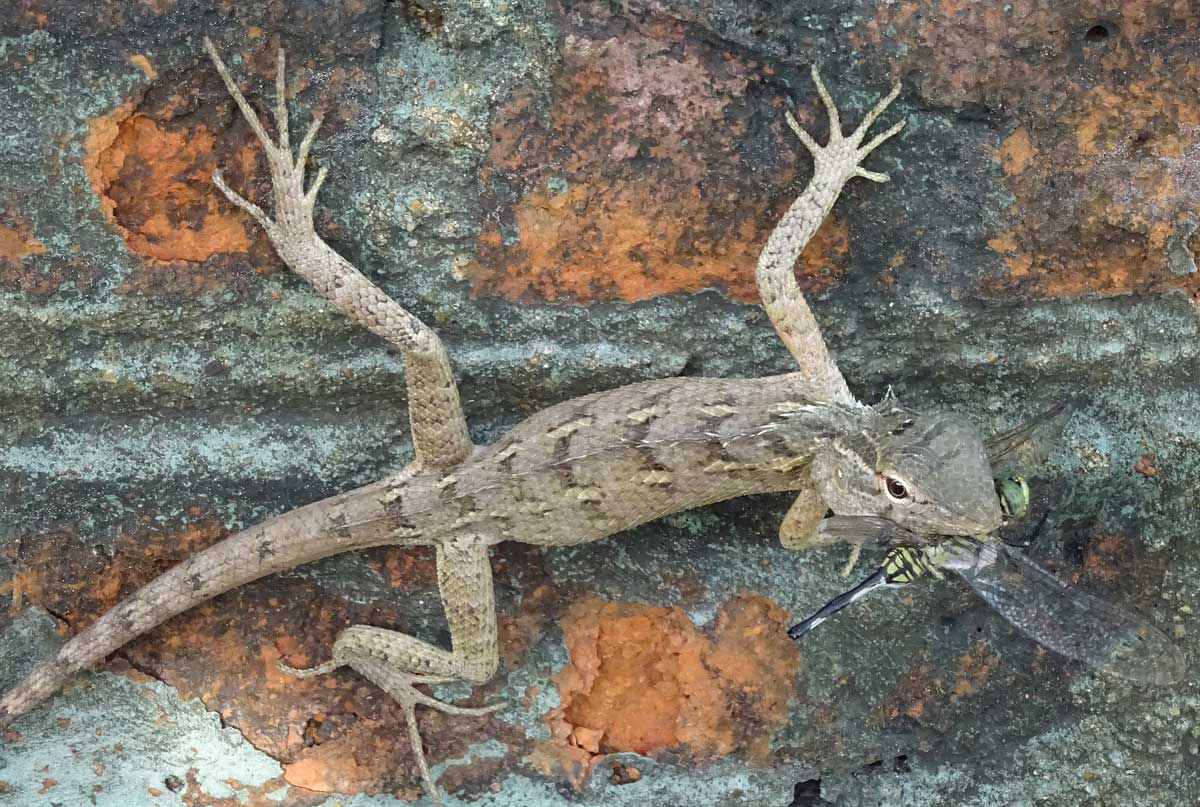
948;542;1186;685
985;396;1085;479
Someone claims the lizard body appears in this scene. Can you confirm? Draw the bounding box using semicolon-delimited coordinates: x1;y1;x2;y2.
0;41;1002;804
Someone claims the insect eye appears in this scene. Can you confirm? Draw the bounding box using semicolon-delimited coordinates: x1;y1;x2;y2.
884;475;910;502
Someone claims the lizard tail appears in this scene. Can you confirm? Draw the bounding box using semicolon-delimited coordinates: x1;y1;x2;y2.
0;479;403;730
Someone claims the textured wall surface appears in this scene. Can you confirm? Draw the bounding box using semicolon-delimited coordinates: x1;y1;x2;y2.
1;1;1197;805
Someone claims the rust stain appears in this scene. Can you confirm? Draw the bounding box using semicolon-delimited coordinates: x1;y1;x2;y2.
83;103;255;264
951;643;998;700
996;127;1036;176
878;658;941;722
471;15;841;303
1081;533;1127;583
608;760;641;784
1134;451;1159;479
369;545;438;590
469;180;847;304
282;745;376;792
0;221;46;265
128;53;157;79
176;769;324;807
5;521;226;627
430;755;509;801
0;214;62;294
537;593;800;788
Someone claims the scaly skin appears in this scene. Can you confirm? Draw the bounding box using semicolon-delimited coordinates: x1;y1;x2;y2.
0;43;1000;804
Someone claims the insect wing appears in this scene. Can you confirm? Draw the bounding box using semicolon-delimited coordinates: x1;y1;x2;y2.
952;543;1186;685
985;396;1085;480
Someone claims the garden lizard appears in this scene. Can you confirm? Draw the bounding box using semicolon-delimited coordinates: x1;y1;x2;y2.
0;40;1003;803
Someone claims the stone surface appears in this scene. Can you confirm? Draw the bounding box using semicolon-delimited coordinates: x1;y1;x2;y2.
1;1;1197;806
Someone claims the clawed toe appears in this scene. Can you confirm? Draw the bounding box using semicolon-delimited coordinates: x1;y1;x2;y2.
386;677;501;807
415;693;504;717
204;38;328;229
786;64;905;184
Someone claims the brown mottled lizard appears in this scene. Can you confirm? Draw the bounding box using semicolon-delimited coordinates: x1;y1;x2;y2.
0;40;1002;804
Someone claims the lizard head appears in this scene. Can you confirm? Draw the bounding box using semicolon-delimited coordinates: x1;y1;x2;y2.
810;404;1001;536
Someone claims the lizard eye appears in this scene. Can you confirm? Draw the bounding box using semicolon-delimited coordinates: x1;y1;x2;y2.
883;474;910;502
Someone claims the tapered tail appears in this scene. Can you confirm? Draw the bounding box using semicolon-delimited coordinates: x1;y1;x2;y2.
0;479;401;729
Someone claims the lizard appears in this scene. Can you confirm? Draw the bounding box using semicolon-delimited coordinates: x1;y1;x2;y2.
0;39;1003;804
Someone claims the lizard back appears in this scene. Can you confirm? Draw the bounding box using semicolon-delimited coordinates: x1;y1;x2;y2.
391;373;855;546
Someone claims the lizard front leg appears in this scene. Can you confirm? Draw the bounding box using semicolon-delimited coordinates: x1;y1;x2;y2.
760;68;904;556
203;40;471;469
779;481;867;575
281;534;500;805
756;65;904;406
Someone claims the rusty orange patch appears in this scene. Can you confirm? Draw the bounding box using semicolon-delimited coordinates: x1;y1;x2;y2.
175;768;315;807
4;521;227;626
996;127;1035;176
470;15;845;303
878;657;941;723
282;742;376;793
984;69;1200;297
128;53;157;80
0;214;62;294
951;642;999;700
1081;533;1128;584
469;180;848;303
0;221;46;265
538;593;800;787
83;102;256;264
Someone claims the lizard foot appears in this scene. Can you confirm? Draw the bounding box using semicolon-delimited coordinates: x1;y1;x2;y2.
786;65;905;185
203;38;326;241
278;655;502;806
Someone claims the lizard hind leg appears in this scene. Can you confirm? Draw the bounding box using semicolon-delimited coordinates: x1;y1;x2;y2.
278;632;501;807
278;536;501;805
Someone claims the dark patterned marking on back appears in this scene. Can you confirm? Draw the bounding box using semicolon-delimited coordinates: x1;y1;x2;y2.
256;539;277;562
329;511;354;540
493;443;520;475
547;409;593;468
622;389;674;447
694;397;742;438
